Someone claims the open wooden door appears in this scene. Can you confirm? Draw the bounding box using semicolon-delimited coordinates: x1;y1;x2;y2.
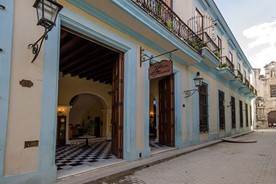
159;75;175;147
111;54;124;158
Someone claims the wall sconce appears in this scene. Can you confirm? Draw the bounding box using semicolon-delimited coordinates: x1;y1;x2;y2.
150;112;154;118
183;72;203;98
57;107;65;114
28;0;63;63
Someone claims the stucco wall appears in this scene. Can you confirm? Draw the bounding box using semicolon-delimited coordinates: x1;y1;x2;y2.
4;0;44;175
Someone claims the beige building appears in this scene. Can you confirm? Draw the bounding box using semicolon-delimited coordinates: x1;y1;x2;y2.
254;61;276;128
0;0;257;183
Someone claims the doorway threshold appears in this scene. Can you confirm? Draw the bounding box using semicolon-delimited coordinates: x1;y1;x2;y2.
150;141;175;155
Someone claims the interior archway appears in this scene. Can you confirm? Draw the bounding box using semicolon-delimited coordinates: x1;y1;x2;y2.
69;93;106;139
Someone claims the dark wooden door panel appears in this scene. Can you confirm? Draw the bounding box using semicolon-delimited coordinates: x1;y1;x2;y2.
159;75;175;147
111;54;124;158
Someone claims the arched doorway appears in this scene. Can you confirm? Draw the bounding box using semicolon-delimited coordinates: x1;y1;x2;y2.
68;93;106;139
268;111;276;127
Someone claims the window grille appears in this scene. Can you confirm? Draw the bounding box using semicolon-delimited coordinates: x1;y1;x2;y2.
270;85;276;97
199;83;208;132
239;100;243;128
231;96;236;129
218;90;225;130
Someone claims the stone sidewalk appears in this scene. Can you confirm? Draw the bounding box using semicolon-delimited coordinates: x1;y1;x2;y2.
56;131;262;184
105;129;276;184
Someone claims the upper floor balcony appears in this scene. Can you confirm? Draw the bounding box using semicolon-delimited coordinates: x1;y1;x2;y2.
244;78;250;88
235;69;243;82
220;56;234;73
132;0;203;51
198;32;220;55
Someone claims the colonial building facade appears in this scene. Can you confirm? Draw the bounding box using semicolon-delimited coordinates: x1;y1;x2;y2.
254;61;276;128
0;0;257;183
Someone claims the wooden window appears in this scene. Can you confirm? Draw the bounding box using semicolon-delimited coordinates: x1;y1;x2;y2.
238;63;241;71
245;103;249;127
199;83;208;132
195;8;203;37
249;105;252;126
231;96;236;129
229;51;233;63
239;100;243;128
219;90;225;130
217;36;222;59
270;85;276;97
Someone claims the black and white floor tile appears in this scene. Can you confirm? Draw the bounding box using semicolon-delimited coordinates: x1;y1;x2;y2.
56;141;122;178
56;139;172;178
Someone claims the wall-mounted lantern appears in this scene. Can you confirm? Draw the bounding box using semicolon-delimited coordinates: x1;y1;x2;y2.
28;0;63;63
184;72;203;98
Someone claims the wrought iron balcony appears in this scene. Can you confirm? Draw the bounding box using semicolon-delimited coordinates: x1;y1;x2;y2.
198;32;220;56
132;0;203;51
249;84;257;95
249;84;254;92
220;56;234;73
254;89;258;95
235;69;243;82
244;78;250;88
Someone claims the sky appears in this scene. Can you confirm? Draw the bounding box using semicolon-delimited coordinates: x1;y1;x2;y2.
213;0;276;70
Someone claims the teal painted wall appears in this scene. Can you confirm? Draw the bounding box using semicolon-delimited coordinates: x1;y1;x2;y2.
0;0;14;181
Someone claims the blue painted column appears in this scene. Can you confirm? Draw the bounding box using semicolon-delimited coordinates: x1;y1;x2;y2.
0;0;14;180
142;61;151;158
173;65;183;148
38;17;61;182
123;47;138;161
184;70;191;145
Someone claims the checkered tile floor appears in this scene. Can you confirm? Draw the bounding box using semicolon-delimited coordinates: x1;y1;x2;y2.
56;141;118;171
56;140;172;178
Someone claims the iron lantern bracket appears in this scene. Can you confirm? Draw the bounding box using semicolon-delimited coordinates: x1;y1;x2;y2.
140;47;178;67
28;28;51;63
183;88;199;98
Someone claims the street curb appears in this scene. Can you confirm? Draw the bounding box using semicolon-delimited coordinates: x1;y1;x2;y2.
56;131;254;184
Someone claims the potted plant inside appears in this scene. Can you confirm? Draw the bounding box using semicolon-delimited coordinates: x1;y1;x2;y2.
165;19;173;31
219;63;227;68
215;51;221;58
83;120;94;135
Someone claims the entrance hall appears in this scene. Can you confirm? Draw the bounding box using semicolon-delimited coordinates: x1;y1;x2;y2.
56;28;124;177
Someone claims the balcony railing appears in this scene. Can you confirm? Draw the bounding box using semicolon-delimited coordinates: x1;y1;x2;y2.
235;69;243;82
244;78;250;88
198;32;220;55
132;0;203;51
249;84;257;95
249;84;254;92
220;56;234;73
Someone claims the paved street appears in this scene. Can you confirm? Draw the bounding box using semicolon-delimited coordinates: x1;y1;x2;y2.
104;129;276;184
